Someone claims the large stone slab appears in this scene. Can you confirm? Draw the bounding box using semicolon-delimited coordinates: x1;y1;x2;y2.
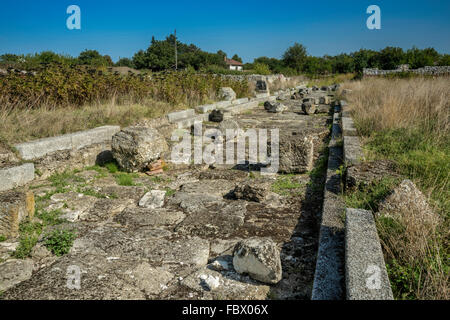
276;132;315;173
345;208;393;300
175;114;209;129
111;126;168;172
0;259;34;292
342;117;357;136
233;237;282;284
0;163;35;192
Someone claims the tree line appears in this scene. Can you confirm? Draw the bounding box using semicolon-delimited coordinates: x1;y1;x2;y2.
1;33;449;75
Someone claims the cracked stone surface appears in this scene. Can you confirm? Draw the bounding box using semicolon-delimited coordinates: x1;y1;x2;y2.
1;91;334;300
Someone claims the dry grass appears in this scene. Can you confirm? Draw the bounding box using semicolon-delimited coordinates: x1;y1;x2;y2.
269;75;306;91
307;73;355;88
341;76;449;300
0;98;183;146
341;77;449;142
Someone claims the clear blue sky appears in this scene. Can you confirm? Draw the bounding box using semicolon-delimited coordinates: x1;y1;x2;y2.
1;0;449;63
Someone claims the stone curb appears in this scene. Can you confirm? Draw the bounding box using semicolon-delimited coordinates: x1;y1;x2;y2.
14;126;120;161
312;104;345;300
345;208;394;300
166;109;195;123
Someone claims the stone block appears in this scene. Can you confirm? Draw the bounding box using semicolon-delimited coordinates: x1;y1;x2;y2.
0;190;35;238
345;208;393;300
166;109;195;123
0;163;35;192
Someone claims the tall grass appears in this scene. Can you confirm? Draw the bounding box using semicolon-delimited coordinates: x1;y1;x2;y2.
342;77;449;300
0;64;251;147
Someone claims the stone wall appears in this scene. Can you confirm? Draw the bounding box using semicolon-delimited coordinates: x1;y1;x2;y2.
363;65;450;77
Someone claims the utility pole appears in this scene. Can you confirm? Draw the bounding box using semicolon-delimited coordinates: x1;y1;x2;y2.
174;29;178;70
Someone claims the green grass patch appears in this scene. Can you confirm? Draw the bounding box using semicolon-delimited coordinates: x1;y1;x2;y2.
0;235;7;242
115;173;137;186
37;209;65;226
354;122;449;299
365;128;449;214
343;177;399;212
43;229;77;256
104;162;119;174
48;170;85;188
164;187;176;197
272;174;305;196
76;187;107;199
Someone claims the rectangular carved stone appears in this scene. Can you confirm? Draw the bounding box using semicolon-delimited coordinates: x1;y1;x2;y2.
345;208;393;300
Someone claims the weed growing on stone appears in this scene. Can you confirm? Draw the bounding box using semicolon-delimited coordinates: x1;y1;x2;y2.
48;171;85;188
164;187;176;197
43;229;77;256
343;177;399;212
12;220;43;259
38;209;65;226
0;235;7;242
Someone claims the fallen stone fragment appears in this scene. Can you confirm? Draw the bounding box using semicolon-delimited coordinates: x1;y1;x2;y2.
114;207;185;228
218;87;236;101
200;274;221;291
181;267;270;299
302;102;317;115
264;101;287;113
319;96;332;105
316;105;331;114
274;132;315;173
139;190;166;209
0;259;34;291
209;110;224;122
210;259;231;272
111;126;168;172
0;190;35;238
233;237;282;284
230;181;270;202
378;179;438;227
291;92;302;100
345;160;399;190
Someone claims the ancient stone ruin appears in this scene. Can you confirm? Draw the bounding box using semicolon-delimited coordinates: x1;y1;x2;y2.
0;80;403;300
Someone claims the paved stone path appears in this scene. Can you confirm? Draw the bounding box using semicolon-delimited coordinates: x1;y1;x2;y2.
1;93;333;300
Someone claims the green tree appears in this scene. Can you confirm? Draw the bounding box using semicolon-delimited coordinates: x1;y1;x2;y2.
115;57;135;68
253;62;271;75
282;43;307;72
332;54;355;73
78;50;112;67
438;54;450;66
378;47;406;69
231;54;243;63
